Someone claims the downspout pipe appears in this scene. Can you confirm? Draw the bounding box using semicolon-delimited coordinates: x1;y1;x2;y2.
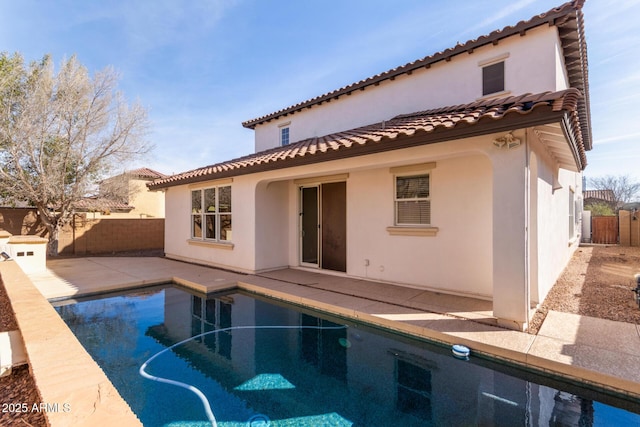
524;129;531;330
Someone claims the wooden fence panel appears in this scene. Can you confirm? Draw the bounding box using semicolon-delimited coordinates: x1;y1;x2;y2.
591;216;618;244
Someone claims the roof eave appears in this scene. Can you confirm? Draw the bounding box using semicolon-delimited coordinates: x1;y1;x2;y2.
150;109;574;190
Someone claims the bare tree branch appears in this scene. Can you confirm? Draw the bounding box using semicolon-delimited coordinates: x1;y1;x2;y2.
588;174;640;206
0;52;152;255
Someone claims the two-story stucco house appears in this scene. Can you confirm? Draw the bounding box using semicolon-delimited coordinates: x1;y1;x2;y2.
96;168;167;218
150;1;591;331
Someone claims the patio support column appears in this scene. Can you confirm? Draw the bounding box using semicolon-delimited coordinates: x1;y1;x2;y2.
491;135;530;331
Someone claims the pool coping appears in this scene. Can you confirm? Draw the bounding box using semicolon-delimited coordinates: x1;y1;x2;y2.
0;261;143;427
3;258;640;426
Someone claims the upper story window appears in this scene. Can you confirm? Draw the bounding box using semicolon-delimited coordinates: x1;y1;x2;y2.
191;185;232;241
479;53;509;97
280;126;290;146
482;61;504;96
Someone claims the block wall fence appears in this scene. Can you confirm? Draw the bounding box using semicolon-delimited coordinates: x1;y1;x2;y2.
0;208;164;255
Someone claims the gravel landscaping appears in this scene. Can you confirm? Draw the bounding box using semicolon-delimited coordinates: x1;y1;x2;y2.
528;245;640;334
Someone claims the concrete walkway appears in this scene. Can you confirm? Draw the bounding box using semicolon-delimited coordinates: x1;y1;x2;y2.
30;256;640;399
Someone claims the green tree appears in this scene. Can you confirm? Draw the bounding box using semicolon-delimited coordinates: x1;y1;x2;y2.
0;52;151;255
583;201;615;216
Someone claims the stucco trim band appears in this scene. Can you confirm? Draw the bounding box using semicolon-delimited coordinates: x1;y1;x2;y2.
386;226;439;237
187;239;235;250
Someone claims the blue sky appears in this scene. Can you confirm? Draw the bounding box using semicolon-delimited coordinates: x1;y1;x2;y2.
1;0;639;185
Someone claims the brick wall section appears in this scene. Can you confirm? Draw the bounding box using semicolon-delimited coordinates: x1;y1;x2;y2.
58;218;164;255
1;208;164;255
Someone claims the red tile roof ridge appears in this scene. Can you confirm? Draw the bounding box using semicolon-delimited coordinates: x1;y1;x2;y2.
128;167;168;179
73;197;134;211
584;190;616;202
394;89;580;120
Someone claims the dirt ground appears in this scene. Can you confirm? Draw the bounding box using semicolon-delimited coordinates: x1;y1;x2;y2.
1;246;640;425
528;245;640;334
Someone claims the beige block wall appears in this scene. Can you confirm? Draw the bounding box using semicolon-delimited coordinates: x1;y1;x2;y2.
1;209;164;255
128;179;165;218
58;218;164;255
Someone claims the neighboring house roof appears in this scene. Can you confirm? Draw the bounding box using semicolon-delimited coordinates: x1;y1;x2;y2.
0;200;34;209
583;190;616;203
241;1;591;151
149;89;585;190
73;197;134;212
128;168;168;180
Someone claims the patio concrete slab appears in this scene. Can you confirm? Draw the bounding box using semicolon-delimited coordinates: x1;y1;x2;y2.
3;257;639;427
538;310;640;355
531;310;640;395
33;257;245;299
258;269;321;285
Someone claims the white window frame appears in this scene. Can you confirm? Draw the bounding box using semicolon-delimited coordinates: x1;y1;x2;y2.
279;122;290;146
478;53;510;99
280;126;290;146
191;185;232;242
394;172;431;226
385;163;438;236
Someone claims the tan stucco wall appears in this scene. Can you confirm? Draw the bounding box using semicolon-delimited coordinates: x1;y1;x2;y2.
530;135;582;304
128;179;165;218
165;135;495;298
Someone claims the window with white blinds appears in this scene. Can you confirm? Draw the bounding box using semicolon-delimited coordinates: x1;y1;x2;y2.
395;174;430;225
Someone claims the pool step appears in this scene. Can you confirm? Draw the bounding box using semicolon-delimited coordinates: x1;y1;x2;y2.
0;330;27;377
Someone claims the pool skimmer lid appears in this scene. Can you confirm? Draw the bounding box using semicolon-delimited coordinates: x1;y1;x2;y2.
452;344;470;359
248;413;270;426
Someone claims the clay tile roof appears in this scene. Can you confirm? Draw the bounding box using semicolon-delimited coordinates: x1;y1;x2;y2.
128;168;167;179
584;190;616;203
72;198;134;211
149;89;585;190
241;1;590;150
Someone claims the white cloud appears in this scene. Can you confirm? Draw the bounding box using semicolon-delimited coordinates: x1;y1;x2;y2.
594;132;640;146
464;0;539;35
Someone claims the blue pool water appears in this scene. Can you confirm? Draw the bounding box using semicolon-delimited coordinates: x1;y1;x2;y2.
53;285;640;426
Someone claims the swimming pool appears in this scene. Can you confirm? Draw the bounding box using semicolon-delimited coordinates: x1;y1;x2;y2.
53;285;640;426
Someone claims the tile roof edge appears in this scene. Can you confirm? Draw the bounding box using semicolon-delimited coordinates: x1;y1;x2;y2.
128;167;168;179
150;89;582;190
241;1;584;129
